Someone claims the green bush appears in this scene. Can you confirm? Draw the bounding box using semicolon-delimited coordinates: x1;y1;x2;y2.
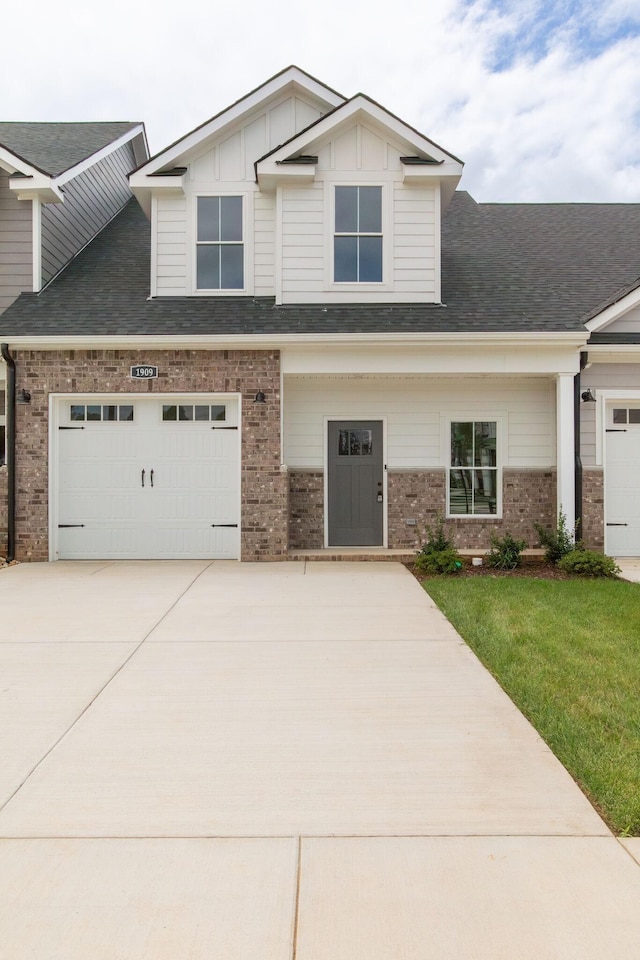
487;531;527;570
534;509;574;563
418;515;453;555
558;549;620;578
415;547;463;575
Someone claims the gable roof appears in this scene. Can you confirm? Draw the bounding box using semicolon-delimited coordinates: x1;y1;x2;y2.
132;66;345;179
2;193;639;343
0;122;142;177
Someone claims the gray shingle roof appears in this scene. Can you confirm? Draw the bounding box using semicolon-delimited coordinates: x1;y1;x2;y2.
2;192;640;338
0;122;140;176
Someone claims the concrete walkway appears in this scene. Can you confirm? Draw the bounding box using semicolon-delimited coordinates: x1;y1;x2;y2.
0;560;639;958
617;557;640;583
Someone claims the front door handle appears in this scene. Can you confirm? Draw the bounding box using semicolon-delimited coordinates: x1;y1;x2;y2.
150;469;154;488
141;468;145;488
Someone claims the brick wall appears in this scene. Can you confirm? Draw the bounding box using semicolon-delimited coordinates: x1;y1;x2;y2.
12;349;287;561
389;468;556;549
289;470;324;549
287;467;557;551
582;468;604;550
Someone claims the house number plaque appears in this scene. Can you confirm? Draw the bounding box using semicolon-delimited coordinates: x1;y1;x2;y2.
130;365;158;379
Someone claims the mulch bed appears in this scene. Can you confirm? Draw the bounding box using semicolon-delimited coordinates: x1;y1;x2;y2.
405;559;571;580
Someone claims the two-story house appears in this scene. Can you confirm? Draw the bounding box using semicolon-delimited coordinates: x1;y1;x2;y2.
1;67;639;562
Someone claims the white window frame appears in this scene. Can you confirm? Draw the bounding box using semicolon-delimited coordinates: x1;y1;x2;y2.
328;183;390;291
446;417;503;519
191;192;253;295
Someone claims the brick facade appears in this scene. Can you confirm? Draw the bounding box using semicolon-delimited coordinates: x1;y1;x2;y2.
288;470;324;549
12;348;287;561
288;467;557;551
582;468;604;550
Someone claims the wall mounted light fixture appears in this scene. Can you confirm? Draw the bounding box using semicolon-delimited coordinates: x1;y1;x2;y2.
16;388;31;404
581;389;596;403
253;390;266;404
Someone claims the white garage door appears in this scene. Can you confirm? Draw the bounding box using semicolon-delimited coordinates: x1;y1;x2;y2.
605;404;640;557
53;396;240;560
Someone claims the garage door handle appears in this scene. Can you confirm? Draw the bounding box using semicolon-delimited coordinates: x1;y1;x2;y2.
150;469;154;488
141;468;145;488
606;522;628;526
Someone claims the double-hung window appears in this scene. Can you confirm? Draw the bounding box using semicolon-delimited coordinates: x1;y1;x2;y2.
449;421;499;516
196;196;243;290
334;186;382;282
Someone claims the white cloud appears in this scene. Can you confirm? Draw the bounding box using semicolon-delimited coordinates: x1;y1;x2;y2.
1;0;638;201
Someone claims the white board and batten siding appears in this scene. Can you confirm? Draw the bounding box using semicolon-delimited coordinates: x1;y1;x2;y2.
0;169;32;314
283;376;555;469
279;124;439;305
151;106;441;304
154;92;325;298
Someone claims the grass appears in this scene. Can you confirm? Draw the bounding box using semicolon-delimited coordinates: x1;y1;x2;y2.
422;576;640;835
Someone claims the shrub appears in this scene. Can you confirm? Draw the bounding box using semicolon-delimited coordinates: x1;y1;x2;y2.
534;509;574;563
487;532;527;570
415;547;463;575
418;515;453;555
558;549;620;578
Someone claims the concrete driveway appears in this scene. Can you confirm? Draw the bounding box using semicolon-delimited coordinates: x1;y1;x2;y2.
1;560;639;958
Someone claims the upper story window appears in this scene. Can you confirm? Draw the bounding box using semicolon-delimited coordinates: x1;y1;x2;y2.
334;186;382;283
449;421;499;516
196;196;243;290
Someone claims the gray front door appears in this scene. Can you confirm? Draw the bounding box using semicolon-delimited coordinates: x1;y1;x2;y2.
327;421;384;546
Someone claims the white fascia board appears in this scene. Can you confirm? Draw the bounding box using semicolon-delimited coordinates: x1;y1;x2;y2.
256;162;317;191
586;345;640;360
1;149;62;202
258;97;464;170
134;68;345;179
9;177;63;203
55;124;147;186
0;146;41;177
585;284;640;332
2;331;587;354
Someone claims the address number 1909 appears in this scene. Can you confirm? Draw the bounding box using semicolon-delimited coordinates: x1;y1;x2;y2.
130;365;158;379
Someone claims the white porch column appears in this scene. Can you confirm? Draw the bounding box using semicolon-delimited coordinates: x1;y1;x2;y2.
556;373;575;536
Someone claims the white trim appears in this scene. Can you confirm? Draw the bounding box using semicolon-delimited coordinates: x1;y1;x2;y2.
2;332;589;351
556;374;575;532
31;197;41;292
445;416;503;519
55;125;146;186
323;415;388;548
433;184;442;303
48;391;242;562
586;284;640;332
132;68;345;179
258;96;462;170
150;194;158;298
191;191;253;295
275;185;283;305
329;182;388;290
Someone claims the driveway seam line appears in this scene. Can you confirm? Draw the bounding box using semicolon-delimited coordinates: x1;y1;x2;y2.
0;561;215;816
291;836;302;960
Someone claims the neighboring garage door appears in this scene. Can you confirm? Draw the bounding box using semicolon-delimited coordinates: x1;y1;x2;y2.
605;404;640;557
53;396;240;560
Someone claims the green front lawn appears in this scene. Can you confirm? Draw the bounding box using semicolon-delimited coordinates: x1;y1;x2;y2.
422;577;640;835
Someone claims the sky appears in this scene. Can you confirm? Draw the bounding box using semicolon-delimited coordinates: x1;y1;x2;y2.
2;0;639;202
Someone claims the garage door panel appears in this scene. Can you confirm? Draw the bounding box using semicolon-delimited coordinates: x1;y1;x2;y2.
55;397;240;560
605;414;640;557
